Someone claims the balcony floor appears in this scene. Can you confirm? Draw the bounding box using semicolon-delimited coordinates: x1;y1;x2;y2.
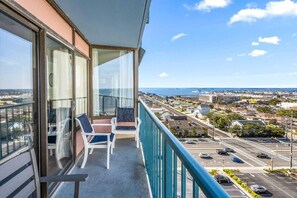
53;136;150;198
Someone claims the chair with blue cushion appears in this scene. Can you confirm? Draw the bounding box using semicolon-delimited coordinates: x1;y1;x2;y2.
76;114;115;169
111;108;141;148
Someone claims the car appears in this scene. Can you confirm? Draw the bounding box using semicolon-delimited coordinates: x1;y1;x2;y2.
250;184;268;193
214;174;230;183
178;138;186;142
186;140;196;144
199;152;210;158
231;156;243;163
217;149;228;155
256;152;269;158
223;147;235;153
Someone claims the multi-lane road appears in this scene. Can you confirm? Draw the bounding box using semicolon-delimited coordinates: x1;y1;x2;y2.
145;97;297;197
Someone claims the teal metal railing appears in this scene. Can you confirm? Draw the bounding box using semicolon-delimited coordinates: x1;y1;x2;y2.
139;99;230;198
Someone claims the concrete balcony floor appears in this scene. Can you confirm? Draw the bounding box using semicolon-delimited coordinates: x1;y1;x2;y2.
53;136;150;198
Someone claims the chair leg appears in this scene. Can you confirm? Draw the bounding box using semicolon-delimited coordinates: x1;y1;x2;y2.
81;148;88;168
136;132;139;148
113;135;117;148
89;148;94;154
107;143;110;169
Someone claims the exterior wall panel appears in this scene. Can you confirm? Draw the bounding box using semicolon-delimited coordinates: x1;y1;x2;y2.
15;0;73;44
75;32;89;57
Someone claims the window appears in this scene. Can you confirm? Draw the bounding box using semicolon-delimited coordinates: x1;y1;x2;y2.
93;48;134;116
0;12;36;161
75;54;88;116
46;37;73;176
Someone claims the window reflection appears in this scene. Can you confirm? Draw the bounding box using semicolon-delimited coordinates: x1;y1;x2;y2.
46;37;73;176
93;49;134;116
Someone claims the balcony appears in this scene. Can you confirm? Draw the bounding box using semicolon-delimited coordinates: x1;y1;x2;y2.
53;100;229;198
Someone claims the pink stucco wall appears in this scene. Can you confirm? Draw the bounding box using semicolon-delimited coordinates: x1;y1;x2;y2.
16;0;73;44
75;32;89;57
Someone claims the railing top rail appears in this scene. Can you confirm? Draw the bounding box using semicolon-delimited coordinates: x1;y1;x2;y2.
139;99;230;198
0;102;34;110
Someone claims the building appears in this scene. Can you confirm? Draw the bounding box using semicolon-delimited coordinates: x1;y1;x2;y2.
231;120;266;128
168;116;191;135
195;104;211;118
199;94;241;103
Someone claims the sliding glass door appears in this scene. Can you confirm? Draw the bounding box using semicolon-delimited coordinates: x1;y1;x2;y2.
93;48;134;117
46;37;73;176
0;11;36;162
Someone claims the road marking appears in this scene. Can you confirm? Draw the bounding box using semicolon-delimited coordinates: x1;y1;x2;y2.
258;174;294;198
249;173;255;177
262;173;268;177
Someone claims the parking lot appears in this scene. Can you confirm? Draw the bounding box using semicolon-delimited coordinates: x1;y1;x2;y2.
176;169;248;198
235;172;297;198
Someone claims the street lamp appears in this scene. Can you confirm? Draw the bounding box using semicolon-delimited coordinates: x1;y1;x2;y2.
290;111;293;169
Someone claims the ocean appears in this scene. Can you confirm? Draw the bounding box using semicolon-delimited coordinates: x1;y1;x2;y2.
139;88;297;97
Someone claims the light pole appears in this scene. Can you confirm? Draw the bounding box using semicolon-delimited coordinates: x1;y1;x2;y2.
290;111;293;169
212;119;215;140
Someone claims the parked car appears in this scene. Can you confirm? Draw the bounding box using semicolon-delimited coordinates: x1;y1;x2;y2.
217;149;228;155
223;147;235;153
186;140;196;144
256;152;269;158
199;153;210;158
250;184;268;193
231;156;243;163
214;174;230;183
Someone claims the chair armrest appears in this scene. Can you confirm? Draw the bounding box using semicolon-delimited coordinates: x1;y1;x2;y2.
82;132;111;136
92;123;112;126
40;174;88;183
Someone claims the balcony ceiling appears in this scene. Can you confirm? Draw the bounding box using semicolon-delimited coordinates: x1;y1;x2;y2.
54;0;150;48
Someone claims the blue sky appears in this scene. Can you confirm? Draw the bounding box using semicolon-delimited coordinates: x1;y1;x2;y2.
139;0;297;88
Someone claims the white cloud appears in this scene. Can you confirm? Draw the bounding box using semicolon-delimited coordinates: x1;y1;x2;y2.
159;72;168;78
184;0;231;12
289;72;297;75
292;33;297;37
258;36;280;44
248;49;267;57
226;57;233;61
229;0;297;24
251;41;259;46
171;33;188;41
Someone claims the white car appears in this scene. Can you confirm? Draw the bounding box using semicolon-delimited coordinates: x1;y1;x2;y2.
199;152;210;158
250;184;267;193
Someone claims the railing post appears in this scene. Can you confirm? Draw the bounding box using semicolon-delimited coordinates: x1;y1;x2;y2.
5;108;9;156
0;110;2;159
173;153;177;198
193;181;198;198
181;164;186;198
164;141;173;198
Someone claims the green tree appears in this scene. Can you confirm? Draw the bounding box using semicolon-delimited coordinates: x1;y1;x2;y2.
269;98;281;106
229;125;241;136
269;119;278;125
257;106;273;113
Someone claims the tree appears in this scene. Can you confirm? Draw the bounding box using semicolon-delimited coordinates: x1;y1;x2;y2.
257;106;273;113
269;98;281;106
228;125;241;136
269;119;278;125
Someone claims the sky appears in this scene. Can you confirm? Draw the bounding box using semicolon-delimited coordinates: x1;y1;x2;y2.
139;0;297;88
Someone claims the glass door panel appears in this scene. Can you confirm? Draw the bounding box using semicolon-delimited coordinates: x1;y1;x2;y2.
46;37;73;176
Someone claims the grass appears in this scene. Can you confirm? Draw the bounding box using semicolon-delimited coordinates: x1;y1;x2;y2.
224;169;260;198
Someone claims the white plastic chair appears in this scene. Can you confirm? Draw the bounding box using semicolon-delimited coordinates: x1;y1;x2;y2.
76;114;115;169
111;108;141;148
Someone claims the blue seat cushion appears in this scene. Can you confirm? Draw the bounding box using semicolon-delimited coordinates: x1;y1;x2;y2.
90;133;115;143
115;126;136;131
117;108;135;122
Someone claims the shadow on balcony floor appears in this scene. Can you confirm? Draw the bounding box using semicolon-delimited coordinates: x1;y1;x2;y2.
53;137;150;198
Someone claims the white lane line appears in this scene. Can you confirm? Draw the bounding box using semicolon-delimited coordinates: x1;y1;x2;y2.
249;173;255;177
262;173;268;177
258;174;294;198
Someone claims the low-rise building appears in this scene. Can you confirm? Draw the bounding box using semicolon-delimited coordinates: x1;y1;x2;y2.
231;120;266;128
195;104;211;118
